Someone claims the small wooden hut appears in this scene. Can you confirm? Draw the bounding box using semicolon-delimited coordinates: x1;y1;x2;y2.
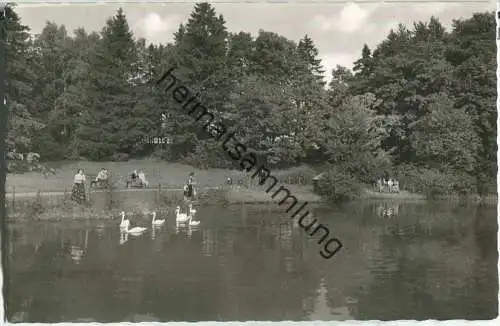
312;172;327;193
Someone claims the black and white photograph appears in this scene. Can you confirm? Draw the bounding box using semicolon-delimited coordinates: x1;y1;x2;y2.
1;0;498;322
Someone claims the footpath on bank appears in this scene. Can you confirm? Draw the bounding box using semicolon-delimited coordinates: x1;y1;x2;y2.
5;186;221;198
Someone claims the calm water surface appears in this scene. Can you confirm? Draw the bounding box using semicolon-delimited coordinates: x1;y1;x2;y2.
6;201;498;322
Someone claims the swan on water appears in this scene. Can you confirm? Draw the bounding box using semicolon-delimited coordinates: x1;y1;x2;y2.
188;219;200;226
125;224;147;235
151;211;165;226
175;206;190;223
175;206;200;226
188;203;197;216
119;211;130;229
120;211;147;235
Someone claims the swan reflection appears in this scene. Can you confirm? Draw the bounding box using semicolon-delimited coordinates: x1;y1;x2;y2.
70;246;84;264
201;228;215;257
70;229;89;264
95;223;105;239
33;234;43;253
175;223;200;239
151;224;164;240
119;230;129;245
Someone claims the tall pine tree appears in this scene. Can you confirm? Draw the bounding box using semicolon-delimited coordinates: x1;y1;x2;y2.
297;34;325;86
164;2;230;159
4;5;43;153
77;8;138;160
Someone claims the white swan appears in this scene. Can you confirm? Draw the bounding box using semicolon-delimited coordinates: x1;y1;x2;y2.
151;211;165;226
119;211;130;229
120;211;147;235
175;206;200;226
175;206;190;223
188;203;197;216
125;225;147;235
188;219;200;226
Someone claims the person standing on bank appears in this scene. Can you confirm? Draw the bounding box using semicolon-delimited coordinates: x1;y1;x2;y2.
188;172;195;184
72;169;87;204
183;176;196;202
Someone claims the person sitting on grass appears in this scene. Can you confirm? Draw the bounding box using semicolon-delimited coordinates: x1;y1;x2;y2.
137;170;149;187
96;168;108;182
93;168;109;187
131;169;138;182
393;180;400;193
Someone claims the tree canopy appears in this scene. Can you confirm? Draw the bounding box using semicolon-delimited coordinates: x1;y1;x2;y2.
4;3;496;197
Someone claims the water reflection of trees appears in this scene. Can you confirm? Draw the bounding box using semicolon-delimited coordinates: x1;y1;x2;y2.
306;278;354;320
467;206;498;319
354;202;497;320
6;203;497;321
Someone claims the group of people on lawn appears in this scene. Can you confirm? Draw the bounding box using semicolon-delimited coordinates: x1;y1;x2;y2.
71;168;196;205
375;177;400;193
71;168;113;204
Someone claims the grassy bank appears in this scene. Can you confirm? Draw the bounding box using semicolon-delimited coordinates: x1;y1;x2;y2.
6;186;229;221
7;160;495;220
7;183;495;221
6;160;323;220
224;184;323;204
5;159;323;220
6;183;323;221
6;159;317;193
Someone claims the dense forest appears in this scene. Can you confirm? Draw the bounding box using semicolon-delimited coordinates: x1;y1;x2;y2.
3;3;496;198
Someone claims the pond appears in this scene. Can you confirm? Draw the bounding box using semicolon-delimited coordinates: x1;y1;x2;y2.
5;201;498;322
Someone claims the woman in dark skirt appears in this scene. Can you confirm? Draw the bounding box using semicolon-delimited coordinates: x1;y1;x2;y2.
72;169;87;204
183;179;195;203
